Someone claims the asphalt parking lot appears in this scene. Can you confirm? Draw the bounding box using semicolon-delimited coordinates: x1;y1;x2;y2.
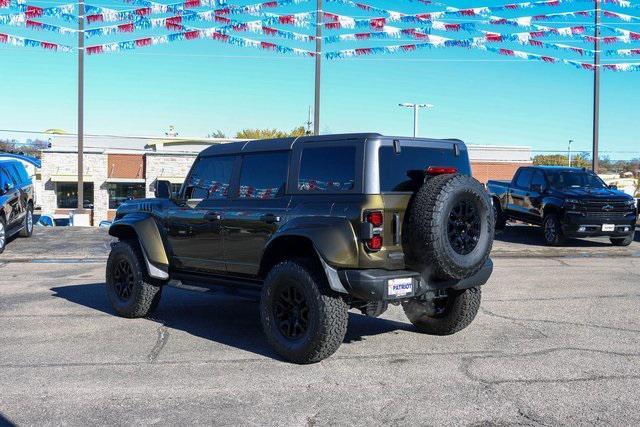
1;228;639;425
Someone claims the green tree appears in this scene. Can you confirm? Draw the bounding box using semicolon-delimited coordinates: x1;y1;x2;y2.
532;153;590;169
207;130;226;138
235;126;310;139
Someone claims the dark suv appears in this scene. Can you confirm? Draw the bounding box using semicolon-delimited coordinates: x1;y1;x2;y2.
106;134;494;363
0;160;35;253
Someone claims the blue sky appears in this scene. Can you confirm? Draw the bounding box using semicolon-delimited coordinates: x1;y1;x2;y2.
1;0;639;158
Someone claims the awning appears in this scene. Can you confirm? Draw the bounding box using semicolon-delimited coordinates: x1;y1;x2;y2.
157;176;185;185
105;178;146;184
50;174;94;183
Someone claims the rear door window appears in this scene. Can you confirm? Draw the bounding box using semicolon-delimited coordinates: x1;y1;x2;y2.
185;156;236;200
238;152;289;199
514;169;533;190
378;145;471;192
298;146;356;192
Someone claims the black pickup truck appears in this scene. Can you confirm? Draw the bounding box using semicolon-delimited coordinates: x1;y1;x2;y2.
488;166;637;246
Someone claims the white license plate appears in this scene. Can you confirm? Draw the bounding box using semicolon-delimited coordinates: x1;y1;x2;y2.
602;224;615;232
388;278;413;297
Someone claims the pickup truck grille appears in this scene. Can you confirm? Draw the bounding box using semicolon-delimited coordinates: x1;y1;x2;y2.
585;211;630;219
582;199;628;211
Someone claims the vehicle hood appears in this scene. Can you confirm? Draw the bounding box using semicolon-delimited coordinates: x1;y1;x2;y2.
116;197;176;215
552;187;633;200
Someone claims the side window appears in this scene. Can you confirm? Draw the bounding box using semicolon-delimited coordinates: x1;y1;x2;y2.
298;146;356;192
238;152;288;199
0;168;10;189
15;164;30;184
531;171;546;191
515;168;533;190
185;155;235;200
7;165;21;185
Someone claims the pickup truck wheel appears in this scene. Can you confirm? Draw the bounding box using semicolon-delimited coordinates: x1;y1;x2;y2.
0;215;6;254
402;287;481;335
493;201;507;231
19;204;34;237
610;234;634;246
403;174;494;280
105;240;163;318
543;213;565;246
260;260;348;364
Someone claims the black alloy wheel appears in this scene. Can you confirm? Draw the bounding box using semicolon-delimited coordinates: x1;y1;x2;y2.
273;284;310;340
544;215;558;243
112;258;135;301
447;199;481;255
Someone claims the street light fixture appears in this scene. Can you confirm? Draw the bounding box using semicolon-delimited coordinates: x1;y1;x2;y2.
399;103;434;138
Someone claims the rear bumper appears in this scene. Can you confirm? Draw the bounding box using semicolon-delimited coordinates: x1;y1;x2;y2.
562;212;636;237
338;259;493;302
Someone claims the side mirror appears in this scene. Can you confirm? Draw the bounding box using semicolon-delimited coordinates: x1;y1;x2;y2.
608;184;618;190
3;182;12;193
531;184;543;193
155;180;172;199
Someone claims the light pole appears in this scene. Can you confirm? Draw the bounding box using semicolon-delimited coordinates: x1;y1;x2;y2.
568;139;573;167
399;103;433;138
77;0;84;210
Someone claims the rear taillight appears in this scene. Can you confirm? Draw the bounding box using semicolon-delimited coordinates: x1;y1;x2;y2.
362;210;383;252
365;211;384;228
426;166;458;175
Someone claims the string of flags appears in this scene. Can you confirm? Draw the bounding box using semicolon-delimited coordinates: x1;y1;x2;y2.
1;0;640;72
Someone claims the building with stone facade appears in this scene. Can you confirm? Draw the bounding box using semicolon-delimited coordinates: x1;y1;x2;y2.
37;134;531;225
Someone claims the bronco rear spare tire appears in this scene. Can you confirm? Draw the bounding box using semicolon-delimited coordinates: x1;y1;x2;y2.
403;174;494;280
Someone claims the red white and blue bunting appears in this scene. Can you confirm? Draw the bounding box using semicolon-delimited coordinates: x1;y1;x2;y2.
0;31;72;51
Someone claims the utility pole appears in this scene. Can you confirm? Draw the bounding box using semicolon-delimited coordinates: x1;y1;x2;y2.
313;0;322;135
398;103;434;138
592;0;600;173
306;106;313;135
77;0;84;209
568;139;573;167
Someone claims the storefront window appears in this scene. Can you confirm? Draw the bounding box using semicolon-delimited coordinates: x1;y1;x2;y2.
56;183;94;209
107;182;146;209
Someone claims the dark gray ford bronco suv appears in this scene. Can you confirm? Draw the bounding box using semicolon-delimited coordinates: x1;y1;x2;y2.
106;134;494;363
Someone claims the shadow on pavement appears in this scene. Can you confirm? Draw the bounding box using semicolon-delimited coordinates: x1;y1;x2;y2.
494;224;638;248
51;282;412;361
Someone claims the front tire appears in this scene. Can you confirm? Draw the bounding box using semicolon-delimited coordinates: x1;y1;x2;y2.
543;213;565;246
19;204;33;237
260;260;348;364
402;287;481;335
610;234;634;246
0;215;6;254
105;240;163;318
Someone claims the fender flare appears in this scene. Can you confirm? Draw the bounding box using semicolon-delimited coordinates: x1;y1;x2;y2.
108;213;169;280
263;216;360;294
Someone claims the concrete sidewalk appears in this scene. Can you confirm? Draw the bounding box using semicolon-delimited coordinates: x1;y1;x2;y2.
0;225;638;262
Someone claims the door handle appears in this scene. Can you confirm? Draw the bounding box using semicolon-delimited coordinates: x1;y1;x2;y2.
204;211;221;221
261;213;281;224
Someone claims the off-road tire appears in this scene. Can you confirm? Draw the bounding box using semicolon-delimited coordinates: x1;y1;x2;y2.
0;214;6;254
260;259;348;364
402;287;481;335
403;174;494;280
610;234;634;246
19;204;33;237
105;240;163;318
493;199;507;231
543;213;565;246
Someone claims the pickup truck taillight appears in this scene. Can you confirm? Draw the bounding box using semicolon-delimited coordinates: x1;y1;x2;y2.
362;210;383;251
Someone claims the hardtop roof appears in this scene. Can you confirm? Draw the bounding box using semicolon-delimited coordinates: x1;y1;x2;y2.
198;133;465;157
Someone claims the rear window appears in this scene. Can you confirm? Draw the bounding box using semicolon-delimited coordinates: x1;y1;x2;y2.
298;146;356;192
378;146;470;192
515;169;533;189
